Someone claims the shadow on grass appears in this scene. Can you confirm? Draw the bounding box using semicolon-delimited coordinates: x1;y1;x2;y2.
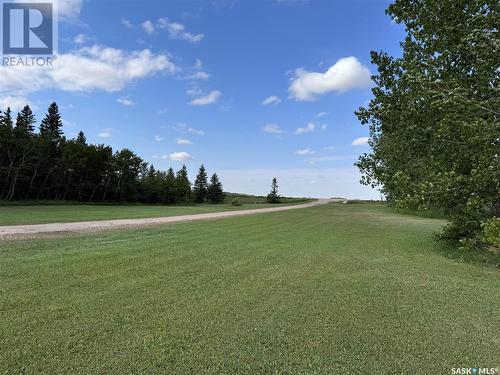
374;202;499;269
432;238;499;269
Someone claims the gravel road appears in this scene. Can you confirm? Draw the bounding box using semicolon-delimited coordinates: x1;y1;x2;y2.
0;199;333;240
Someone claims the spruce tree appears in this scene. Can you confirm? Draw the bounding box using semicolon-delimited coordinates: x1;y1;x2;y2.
175;165;191;203
266;177;281;203
0;107;13;128
193;164;208;203
76;131;86;145
40;102;63;138
164;167;176;204
15;105;36;133
207;173;224;203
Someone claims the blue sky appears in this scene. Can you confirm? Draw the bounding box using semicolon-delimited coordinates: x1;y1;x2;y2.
0;0;405;198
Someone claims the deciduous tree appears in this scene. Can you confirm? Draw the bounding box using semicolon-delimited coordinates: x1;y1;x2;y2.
356;0;499;245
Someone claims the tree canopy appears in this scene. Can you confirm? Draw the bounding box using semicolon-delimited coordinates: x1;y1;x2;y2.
0;102;225;204
356;0;499;246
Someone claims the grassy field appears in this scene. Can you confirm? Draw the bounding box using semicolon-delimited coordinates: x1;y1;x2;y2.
1;203;499;374
224;193;312;205
0;203;289;226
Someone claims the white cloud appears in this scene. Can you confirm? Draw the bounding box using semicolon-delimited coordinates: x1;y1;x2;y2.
316;111;329;118
262;95;281;106
295;122;315;135
154;135;165;142
142;20;155;34
122;18;134;29
186;60;209;80
263;123;284;134
117;98;135;106
295;148;315;156
73;34;87;45
324;145;335;151
12;0;84;19
58;0;84;19
187;127;205;136
189;90;221;106
169;152;193;161
157;18;204;43
185;71;210;80
289;56;372;101
97;128;113;139
352;137;369;146
177;138;193;145
173;123;205;136
320;124;328;131
186;87;203;97
0;45;175;96
0;96;35;112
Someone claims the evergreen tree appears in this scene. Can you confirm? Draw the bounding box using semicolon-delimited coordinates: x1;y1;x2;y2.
15;113;22;128
207;173;224;203
0;100;228;205
163;167;176;204
175;165;191;203
76;131;86;145
15;105;36;133
193;164;208;203
266;177;281;203
0;107;13;128
40;102;63;138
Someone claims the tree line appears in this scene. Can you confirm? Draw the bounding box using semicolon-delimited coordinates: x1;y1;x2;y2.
357;0;499;247
0;102;224;204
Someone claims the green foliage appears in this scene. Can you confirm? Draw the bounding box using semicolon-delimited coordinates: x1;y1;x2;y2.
40;102;63;139
266;177;281;203
230;197;242;206
224;193;310;205
76;131;86;145
193;165;208;203
483;217;500;247
0;102;225;205
207;173;224;203
15;105;36;133
175;165;191;204
356;0;499;245
0;107;13;128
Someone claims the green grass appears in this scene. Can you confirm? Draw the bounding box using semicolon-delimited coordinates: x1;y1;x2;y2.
0;203;287;225
1;203;499;374
224;192;312;204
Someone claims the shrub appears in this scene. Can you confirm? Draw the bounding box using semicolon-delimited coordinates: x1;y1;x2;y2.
231;198;242;206
483;217;500;247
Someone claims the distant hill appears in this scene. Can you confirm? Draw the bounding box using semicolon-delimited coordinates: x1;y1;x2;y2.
224;193;312;205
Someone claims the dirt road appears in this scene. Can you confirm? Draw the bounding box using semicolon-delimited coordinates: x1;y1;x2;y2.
0;199;333;240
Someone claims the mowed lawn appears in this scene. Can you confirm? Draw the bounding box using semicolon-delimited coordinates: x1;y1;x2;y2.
0;203;281;226
1;203;499;374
